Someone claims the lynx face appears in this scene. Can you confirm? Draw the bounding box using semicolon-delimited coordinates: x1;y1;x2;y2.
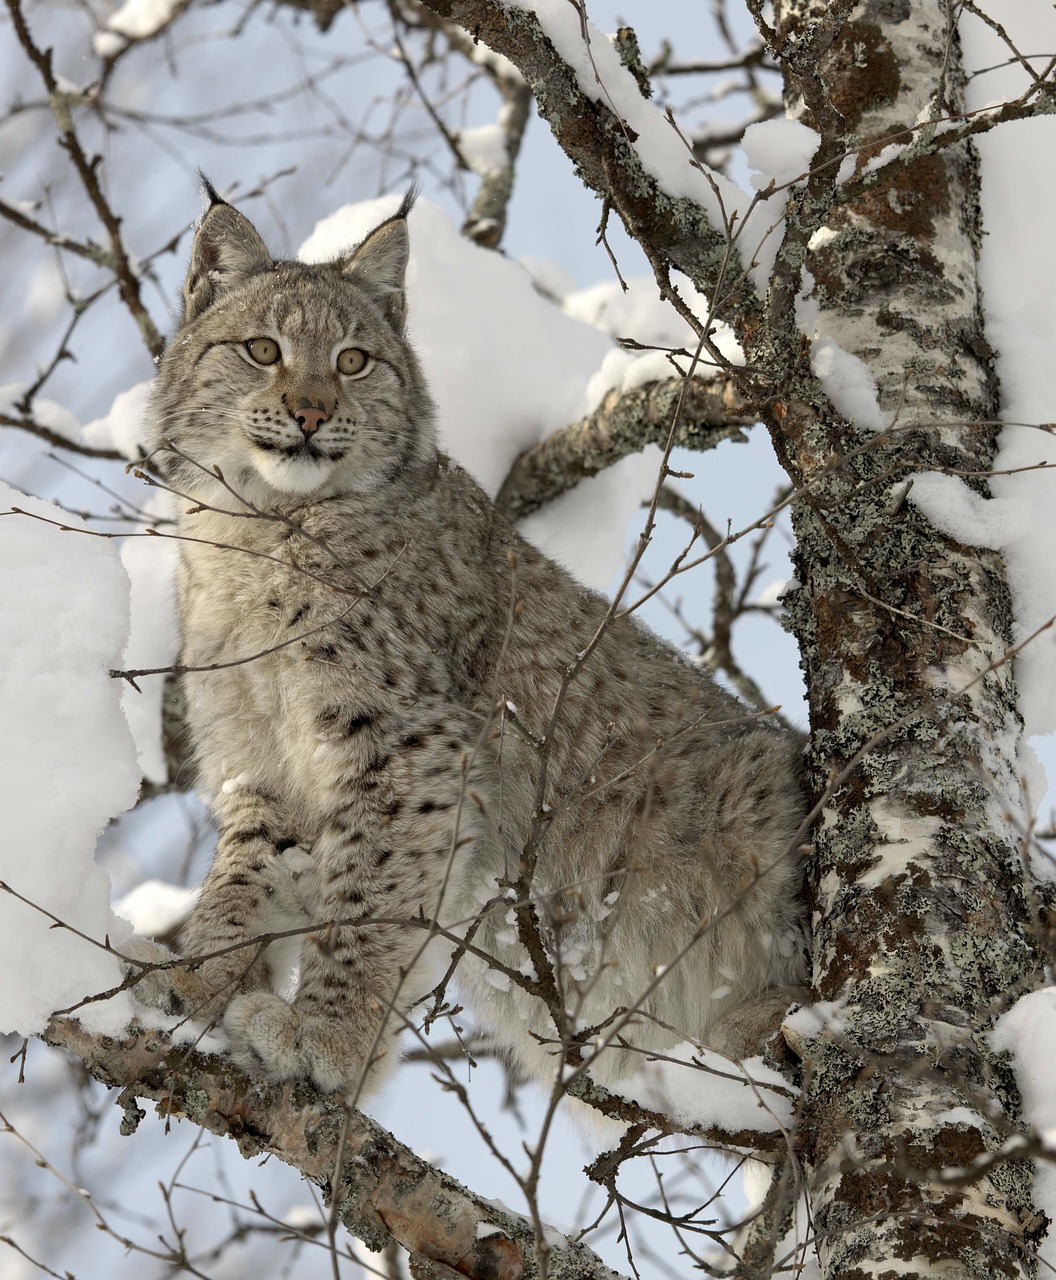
150;192;436;506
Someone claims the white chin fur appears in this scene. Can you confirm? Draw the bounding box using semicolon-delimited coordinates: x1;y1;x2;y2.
253;452;334;495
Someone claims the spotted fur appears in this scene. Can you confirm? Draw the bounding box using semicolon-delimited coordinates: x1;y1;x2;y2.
138;189;811;1098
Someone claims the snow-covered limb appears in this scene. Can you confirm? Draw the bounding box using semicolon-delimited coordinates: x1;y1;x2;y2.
0;405;124;460
451;31;533;249
496;372;753;520
415;0;764;335
40;1015;622;1280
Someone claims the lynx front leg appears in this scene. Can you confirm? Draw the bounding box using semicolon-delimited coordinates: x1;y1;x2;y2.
225;727;490;1096
225;918;433;1097
162;783;305;1018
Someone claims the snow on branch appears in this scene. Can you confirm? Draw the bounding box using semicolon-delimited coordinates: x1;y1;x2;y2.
415;0;763;333
495;373;753;520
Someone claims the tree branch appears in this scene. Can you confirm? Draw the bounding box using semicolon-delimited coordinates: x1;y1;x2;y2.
495;374;754;521
43;1016;629;1280
4;0;164;358
414;0;763;334
0;411;124;461
42;1011;794;1273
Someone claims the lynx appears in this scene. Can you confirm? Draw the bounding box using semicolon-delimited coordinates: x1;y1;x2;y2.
132;185;810;1101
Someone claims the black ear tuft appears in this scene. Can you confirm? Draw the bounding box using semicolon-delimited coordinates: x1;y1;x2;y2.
182;187;273;323
338;192;416;331
198;172;226;209
395;183;419;223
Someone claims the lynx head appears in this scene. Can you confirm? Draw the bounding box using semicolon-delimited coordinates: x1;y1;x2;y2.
150;185;437;505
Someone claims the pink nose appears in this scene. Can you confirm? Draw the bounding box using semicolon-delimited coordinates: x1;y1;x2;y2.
295;403;328;435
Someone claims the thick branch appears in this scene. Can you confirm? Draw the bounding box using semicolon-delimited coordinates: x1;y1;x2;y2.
414;0;763;334
495;374;753;521
44;1017;627;1280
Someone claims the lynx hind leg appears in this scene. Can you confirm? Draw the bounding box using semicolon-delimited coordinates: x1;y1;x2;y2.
707;986;810;1062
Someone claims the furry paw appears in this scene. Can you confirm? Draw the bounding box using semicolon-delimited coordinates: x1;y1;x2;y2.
119;934;219;1019
224;991;389;1097
708;986;811;1061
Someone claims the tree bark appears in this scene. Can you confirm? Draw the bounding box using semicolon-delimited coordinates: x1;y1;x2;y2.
764;2;1045;1275
495;373;752;520
43;1017;629;1280
410;0;1049;1274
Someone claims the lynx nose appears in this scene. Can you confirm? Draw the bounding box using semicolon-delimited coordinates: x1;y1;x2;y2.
295;402;328;436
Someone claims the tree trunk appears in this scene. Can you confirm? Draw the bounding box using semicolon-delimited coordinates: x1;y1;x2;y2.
411;0;1049;1273
766;1;1045;1274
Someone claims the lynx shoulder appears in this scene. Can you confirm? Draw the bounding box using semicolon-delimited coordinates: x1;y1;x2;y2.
138;186;810;1099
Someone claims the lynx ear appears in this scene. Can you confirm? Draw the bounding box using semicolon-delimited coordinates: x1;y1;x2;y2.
339;191;415;330
183;185;273;323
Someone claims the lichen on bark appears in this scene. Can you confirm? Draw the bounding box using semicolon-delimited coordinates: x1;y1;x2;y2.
765;0;1045;1275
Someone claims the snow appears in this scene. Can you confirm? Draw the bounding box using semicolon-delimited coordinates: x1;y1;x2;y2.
28;398;81;442
742;119;820;189
81;381;153;458
614;1041;794;1134
0;381;28;416
739;118;821;286
475;1222;508;1240
96;0;183;42
991;988;1056;1264
564;274;711;350
809;337;886;432
282;1204;325;1231
458;124;508;176
519;447;663;589
0;485;140;1037
118;510;180;783
564;275;744;418
907;473;1021;553
113;878;196;936
740;118;821;286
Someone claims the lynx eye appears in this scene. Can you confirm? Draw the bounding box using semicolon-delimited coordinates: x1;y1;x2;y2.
336;347;372;378
245;337;280;366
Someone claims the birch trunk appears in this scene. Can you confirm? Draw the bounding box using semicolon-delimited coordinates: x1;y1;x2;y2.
765;2;1045;1274
411;0;1048;1272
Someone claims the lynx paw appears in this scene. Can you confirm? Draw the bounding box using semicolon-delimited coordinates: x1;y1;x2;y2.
708;986;811;1061
120;935;221;1020
224;992;387;1096
120;935;180;1012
